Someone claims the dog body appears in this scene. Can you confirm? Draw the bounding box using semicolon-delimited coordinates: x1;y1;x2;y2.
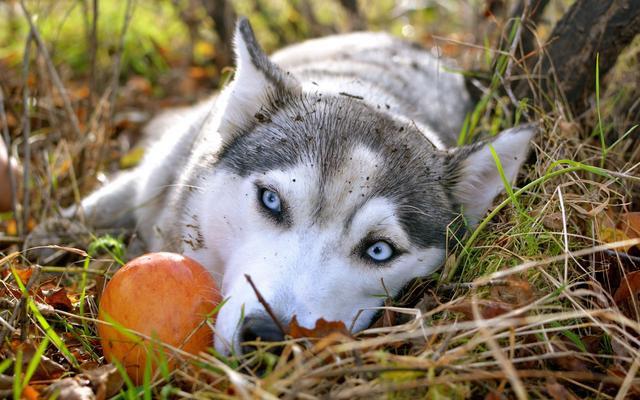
76;19;534;353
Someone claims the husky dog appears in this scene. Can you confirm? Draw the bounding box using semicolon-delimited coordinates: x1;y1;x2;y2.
74;18;534;353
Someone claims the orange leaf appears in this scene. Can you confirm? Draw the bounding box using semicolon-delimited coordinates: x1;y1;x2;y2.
44;288;74;311
288;316;350;339
449;300;513;320
619;212;640;239
189;66;208;79
12;266;33;285
490;278;535;305
22;385;39;400
613;270;640;305
5;219;17;236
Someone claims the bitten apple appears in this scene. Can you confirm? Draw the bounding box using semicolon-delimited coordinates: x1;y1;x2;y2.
97;252;221;384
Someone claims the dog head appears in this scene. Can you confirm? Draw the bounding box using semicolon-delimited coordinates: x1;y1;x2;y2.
180;18;535;354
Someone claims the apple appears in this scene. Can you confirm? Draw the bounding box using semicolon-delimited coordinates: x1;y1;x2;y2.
97;252;221;384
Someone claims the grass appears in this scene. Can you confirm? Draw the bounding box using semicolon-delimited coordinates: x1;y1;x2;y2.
1;0;640;399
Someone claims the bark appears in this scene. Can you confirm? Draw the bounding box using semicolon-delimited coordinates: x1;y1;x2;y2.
516;0;640;116
338;0;366;30
201;0;237;71
508;0;549;59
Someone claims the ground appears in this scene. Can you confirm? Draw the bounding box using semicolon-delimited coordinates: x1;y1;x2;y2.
0;1;639;399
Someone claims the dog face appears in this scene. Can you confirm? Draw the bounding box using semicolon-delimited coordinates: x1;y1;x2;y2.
177;19;534;354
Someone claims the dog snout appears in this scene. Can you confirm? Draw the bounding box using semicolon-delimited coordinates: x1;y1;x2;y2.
240;315;284;352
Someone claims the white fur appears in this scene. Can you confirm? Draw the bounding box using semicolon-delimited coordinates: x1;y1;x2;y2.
71;22;533;355
182;145;445;352
452;127;535;223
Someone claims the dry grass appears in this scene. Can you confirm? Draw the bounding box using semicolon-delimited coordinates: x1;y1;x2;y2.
1;1;640;399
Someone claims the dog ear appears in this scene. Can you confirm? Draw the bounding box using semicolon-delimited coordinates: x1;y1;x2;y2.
215;17;300;139
446;125;536;225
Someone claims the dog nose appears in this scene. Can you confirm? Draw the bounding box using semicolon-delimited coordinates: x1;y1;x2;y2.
240;315;284;353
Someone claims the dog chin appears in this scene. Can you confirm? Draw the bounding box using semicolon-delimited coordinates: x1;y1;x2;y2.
213;303;242;355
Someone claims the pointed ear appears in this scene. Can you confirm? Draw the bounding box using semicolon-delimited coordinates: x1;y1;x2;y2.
216;17;299;139
446;125;536;224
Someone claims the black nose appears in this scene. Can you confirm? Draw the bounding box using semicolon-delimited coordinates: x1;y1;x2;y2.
240;315;285;353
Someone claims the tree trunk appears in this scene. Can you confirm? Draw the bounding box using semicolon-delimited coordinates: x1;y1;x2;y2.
201;0;237;72
516;0;640;116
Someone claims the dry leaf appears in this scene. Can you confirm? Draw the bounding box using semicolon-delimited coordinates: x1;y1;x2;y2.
288;316;350;339
22;385;40;400
490;278;535;305
80;364;124;400
619;212;640;239
599;227;633;252
11;266;33;284
549;338;593;372
41;378;95;400
546;380;578;400
613;270;640;305
448;300;513;320
12;341;67;381
44;288;74;311
370;298;397;329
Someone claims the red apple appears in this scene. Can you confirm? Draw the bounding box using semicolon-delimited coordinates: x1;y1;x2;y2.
97;252;221;384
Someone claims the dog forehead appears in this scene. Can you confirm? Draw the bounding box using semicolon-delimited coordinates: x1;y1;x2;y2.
264;144;386;216
216;95;455;248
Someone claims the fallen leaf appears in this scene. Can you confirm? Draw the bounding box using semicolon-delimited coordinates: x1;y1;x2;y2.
619;212;640;239
12;341;67;381
22;385;40;400
10;266;33;284
370;297;397;329
41;377;95;400
607;364;640;396
613;270;640;305
44;288;74;311
549;337;594;372
483;391;503;400
288;316;350;339
546;379;578;400
189;66;208;79
611;271;640;326
125;76;152;95
80;364;124;400
0;374;12;390
71;85;90;100
599;227;633;252
448;300;513;320
490;278;535;305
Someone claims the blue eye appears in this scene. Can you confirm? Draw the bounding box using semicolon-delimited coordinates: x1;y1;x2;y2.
365;241;394;262
261;189;281;213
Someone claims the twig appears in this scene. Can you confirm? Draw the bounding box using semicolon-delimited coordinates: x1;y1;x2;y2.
91;0;134;182
107;0;135;116
604;249;640;264
89;0;99;109
20;29;33;239
0;87;19;220
0;316;17;333
19;1;83;141
244;274;287;335
502;0;529;119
